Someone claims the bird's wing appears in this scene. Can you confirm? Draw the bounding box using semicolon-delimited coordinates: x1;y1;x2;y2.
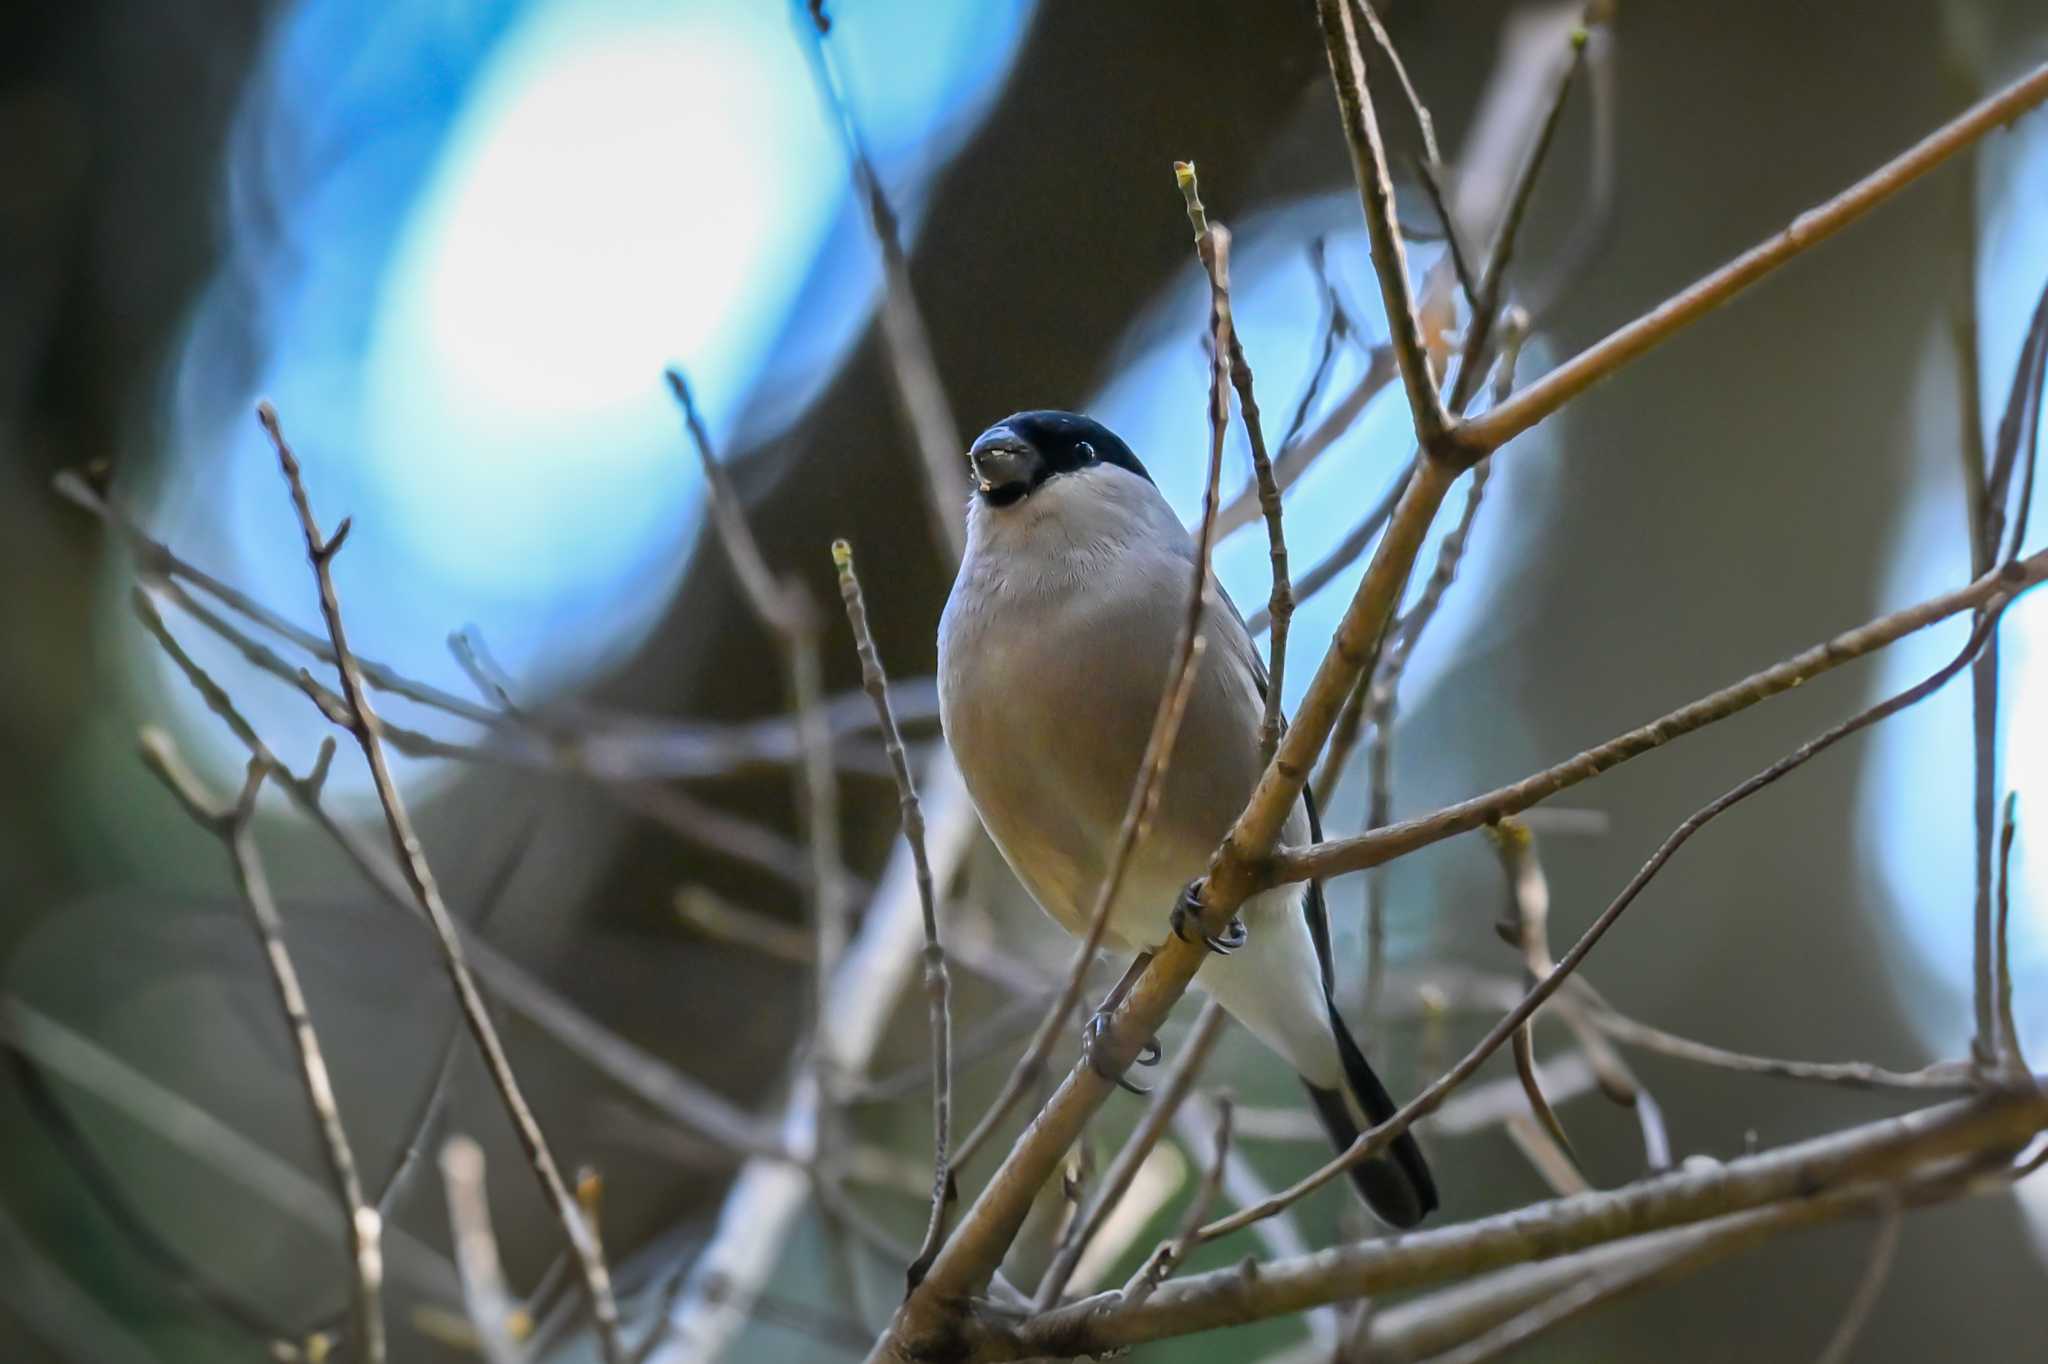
1208;582;1339;1000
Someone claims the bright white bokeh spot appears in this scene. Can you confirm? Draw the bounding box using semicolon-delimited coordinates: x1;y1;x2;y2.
139;0;1032;796
364;4;838;602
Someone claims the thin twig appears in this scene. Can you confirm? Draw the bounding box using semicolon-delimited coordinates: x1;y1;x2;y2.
793;1;964;564
441;1137;529;1364
1278;550;2048;887
1978;273;2048;1077
1453;61;2048;461
1120;1094;1234;1308
1812;1203;1902;1364
1180;163;1294;763
136;732;385;1364
676;366;868;1317
258;402;626;1364
1578;992;1979;1095
1317;0;1451;446
55;474;914;778
1993;794;2029;1077
1035;1001;1228;1308
1486;819;1577;1169
946;206;1237;1181
834;541;957;1282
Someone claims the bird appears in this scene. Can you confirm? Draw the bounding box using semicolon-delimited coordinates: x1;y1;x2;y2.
936;409;1438;1229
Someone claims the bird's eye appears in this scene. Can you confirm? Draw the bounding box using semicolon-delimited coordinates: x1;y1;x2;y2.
1076;440;1095;461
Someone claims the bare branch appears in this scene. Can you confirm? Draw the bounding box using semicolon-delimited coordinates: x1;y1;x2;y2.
258;402;627;1364
1317;0;1451;446
794;5;964;565
1278;550;2048;887
1488;820;1578;1168
1813;1202;1902;1364
1120;1093;1233;1307
834;540;957;1279
1179;163;1294;763
1578;992;1978;1096
136;731;385;1363
653;760;986;1363
1452;61;2048;460
946;207;1236;1182
441;1137;529;1364
1035;1001;1228;1308
1203;591;2018;1242
1004;1090;2046;1358
1993;793;2029;1077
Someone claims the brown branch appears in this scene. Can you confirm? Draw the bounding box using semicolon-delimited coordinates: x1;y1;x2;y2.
1317;0;1451;446
1452;61;2048;461
834;541;957;1281
1977;274;2048;1075
1002;1090;2046;1358
794;9;964;565
1179;162;1294;762
1487;820;1578;1170
136;732;386;1364
1812;1202;1902;1364
1034;1001;1228;1308
1278;549;2048;887
258;402;627;1364
1578;992;1978;1095
1200;591;2019;1243
440;1137;529;1364
57;473;916;786
1993;794;2029;1078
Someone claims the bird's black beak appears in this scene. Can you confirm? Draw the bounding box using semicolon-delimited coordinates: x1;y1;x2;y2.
967;432;1037;504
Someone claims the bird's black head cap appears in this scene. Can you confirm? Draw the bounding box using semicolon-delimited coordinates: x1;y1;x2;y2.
967;411;1152;507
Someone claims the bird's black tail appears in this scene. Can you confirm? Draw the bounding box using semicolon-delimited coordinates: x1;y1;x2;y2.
1302;998;1438;1229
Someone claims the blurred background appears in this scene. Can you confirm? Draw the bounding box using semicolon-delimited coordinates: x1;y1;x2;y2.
3;1;2046;1360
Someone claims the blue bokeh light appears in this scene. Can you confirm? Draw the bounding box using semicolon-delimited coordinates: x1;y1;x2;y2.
1857;114;2045;1066
135;0;1032;794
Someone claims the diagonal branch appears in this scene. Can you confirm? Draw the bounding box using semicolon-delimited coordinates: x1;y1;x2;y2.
1179;162;1294;762
1452;61;2048;460
1316;0;1452;446
1004;1089;2045;1358
1200;585;2022;1245
1278;549;2048;887
258;402;627;1364
794;0;965;564
136;732;386;1364
1033;1001;1228;1309
835;541;956;1279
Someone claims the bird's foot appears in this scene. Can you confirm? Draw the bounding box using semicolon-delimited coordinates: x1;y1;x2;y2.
1170;880;1248;955
1081;1010;1160;1095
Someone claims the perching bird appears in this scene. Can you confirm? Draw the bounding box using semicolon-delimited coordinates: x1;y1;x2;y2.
937;409;1438;1228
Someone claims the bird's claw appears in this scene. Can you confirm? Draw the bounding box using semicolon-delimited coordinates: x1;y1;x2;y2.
1081;1011;1159;1096
1171;883;1247;955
